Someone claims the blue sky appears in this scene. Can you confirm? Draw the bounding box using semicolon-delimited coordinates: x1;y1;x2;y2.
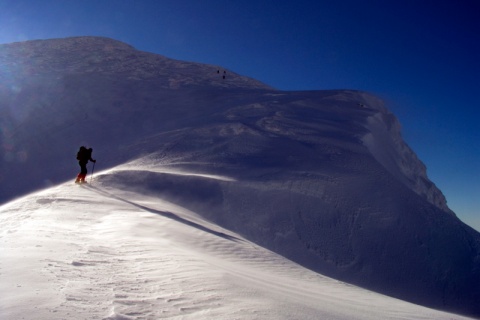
0;0;478;231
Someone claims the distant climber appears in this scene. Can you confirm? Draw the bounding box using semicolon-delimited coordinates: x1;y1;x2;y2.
75;146;96;183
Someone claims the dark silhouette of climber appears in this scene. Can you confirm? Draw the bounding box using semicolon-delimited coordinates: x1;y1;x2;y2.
75;146;96;183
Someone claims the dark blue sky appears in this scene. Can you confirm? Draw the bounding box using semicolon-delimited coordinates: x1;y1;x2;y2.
0;0;478;230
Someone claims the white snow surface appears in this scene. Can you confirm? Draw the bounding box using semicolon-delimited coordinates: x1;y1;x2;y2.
0;167;473;320
1;37;480;318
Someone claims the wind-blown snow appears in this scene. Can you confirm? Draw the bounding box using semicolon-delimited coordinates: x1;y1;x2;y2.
0;170;473;319
1;37;480;318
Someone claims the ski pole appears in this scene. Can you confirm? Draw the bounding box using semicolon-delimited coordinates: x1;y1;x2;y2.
90;161;96;183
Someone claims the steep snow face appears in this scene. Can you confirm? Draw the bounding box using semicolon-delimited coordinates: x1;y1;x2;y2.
1;37;479;317
360;94;452;213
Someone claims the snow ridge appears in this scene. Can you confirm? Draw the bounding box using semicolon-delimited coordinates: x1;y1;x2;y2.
0;36;271;89
0;37;479;318
1;178;473;319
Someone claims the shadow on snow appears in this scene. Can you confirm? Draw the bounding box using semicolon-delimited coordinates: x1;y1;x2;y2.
86;184;243;243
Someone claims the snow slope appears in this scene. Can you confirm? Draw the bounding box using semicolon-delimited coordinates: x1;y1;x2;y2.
1;37;480;317
0;169;474;320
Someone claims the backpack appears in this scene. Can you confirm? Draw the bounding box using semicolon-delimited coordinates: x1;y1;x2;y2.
76;147;87;161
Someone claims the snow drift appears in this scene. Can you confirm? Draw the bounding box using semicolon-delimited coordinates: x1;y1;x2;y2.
0;37;479;317
2;174;475;319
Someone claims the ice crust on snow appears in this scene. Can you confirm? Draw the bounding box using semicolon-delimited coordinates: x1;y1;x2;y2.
1;37;479;318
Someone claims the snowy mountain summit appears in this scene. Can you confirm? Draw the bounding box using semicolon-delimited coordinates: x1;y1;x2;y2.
1;37;479;318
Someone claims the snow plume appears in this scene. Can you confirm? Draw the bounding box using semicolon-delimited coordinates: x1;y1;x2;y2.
1;37;479;318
